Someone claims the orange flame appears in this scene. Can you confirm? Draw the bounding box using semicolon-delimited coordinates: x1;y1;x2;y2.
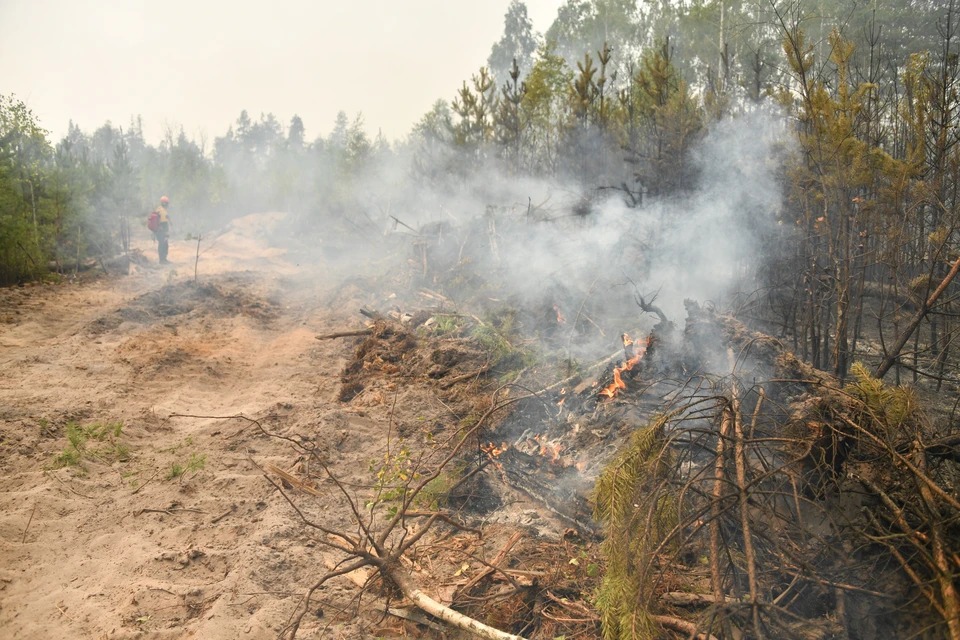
481;441;510;472
553;304;566;324
539;441;565;462
598;333;652;400
481;441;510;457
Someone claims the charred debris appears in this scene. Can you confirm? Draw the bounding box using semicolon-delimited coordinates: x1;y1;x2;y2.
280;215;960;640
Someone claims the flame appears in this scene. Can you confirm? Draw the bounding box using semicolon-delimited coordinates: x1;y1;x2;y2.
539;441;564;463
598;333;652;400
480;441;510;472
481;441;510;457
553;304;566;324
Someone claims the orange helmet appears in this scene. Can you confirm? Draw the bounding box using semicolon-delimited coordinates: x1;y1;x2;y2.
160;196;169;205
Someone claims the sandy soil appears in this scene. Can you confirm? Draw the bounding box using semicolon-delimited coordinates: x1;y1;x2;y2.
0;214;454;639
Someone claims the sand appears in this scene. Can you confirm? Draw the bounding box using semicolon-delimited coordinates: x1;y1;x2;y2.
0;214;412;639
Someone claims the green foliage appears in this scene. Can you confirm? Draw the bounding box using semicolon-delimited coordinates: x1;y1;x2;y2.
432;315;462;335
845;362;921;438
593;416;674;640
50;421;128;471
167;451;207;481
488;0;538;86
367;443;422;518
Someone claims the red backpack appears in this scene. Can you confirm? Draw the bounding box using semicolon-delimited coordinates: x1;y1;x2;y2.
147;210;160;232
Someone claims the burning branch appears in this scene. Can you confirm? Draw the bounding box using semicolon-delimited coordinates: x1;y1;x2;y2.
598;333;652;399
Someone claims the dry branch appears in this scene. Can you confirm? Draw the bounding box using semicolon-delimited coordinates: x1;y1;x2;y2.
438;365;493;389
21;502;37;543
265;463;322;497
211;504;237;524
456;531;523;599
316;329;373;340
729;367;762;638
651;614;719;640
386;563;525;640
322;553;374;589
255;387;532;640
914;441;960;640
875;256;960;379
386;607;445;632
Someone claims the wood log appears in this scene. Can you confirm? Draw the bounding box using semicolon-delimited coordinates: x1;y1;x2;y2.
385;563;526;640
48;257;98;273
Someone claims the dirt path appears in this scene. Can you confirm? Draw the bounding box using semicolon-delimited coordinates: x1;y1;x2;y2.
0;214;402;639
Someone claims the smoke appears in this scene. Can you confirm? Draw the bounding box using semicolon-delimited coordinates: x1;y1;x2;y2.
637;109;789;318
185;105;788;376
349;108;791;351
54;98;789;366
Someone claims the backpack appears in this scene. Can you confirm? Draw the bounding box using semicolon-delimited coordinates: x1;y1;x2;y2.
147;211;160;232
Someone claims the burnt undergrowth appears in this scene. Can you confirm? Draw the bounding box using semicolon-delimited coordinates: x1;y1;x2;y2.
261;210;960;640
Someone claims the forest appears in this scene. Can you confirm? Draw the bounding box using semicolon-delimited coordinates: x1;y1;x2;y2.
2;1;960;639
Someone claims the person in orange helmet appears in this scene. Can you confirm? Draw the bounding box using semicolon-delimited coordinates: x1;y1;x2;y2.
155;196;172;264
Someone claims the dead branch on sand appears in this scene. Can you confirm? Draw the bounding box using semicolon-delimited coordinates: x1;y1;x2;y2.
245;386;531;640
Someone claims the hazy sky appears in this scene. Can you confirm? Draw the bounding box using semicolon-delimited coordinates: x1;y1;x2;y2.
0;0;565;145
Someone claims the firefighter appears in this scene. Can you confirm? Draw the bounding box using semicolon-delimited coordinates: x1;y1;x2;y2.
155;196;172;264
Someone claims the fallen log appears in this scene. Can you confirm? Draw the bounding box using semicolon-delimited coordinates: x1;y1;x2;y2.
385;562;525;640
